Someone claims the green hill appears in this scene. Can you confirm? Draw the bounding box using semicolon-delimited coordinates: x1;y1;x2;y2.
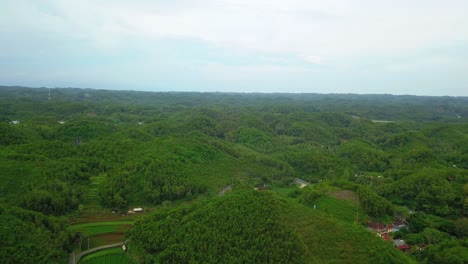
127;190;414;263
1;87;467;263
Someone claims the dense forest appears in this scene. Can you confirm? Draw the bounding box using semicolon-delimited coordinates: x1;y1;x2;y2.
128;190;413;263
0;86;467;263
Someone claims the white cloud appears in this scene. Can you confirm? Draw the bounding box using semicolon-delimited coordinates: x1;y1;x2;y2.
1;0;468;95
303;55;325;64
201;62;317;81
3;0;467;59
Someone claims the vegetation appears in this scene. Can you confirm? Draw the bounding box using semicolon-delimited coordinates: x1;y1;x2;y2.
283;195;415;264
128;191;306;263
80;248;135;264
310;195;365;224
0;86;467;263
69;221;133;237
0;205;76;264
127;190;413;263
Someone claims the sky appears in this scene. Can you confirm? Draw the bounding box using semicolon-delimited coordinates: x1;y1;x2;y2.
1;0;467;96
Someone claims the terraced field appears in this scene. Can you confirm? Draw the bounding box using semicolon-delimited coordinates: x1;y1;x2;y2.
80;248;135;264
69;221;134;237
80;175;106;213
69;220;134;254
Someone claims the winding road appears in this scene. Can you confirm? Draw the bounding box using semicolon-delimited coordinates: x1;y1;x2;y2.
69;242;124;264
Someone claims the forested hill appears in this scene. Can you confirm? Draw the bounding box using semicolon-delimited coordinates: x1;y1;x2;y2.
1;86;467;122
0;86;467;263
128;190;414;263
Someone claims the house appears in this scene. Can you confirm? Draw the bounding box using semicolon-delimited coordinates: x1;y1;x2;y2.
255;184;268;191
133;207;143;213
393;219;408;232
294;178;310;188
9;120;20;125
394;239;410;251
397;244;410;251
368;222;394;234
381;233;392;241
394;239;405;247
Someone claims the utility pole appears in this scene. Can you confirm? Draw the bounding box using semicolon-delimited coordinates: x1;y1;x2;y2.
48;89;51;100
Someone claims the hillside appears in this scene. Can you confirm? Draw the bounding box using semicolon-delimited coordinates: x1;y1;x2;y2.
127;190;414;264
0;86;467;263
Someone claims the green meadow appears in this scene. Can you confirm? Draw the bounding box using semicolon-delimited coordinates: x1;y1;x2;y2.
312;195;366;224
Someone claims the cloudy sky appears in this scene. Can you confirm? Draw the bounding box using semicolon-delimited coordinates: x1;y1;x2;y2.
1;0;467;95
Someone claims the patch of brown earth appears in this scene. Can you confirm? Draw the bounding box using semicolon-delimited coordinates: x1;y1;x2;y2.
331;190;358;202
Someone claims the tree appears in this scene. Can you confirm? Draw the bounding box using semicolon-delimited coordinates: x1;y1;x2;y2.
454;218;468;238
357;186;394;217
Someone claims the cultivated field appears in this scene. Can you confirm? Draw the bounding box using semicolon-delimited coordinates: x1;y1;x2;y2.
69;221;133;237
80;248;135;264
313;195;365;223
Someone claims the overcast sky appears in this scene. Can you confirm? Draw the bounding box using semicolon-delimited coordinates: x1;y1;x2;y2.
1;0;467;96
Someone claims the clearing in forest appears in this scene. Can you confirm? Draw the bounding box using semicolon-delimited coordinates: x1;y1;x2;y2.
313;195;364;224
330;190;358;202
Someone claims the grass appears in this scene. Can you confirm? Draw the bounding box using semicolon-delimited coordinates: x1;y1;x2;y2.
271;186;300;196
69;221;133;237
80;233;125;250
70;220;134;252
82;248;123;259
80;248;135;264
312;195;366;224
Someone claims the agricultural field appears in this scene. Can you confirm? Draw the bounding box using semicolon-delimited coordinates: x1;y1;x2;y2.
69;221;134;237
69;220;133;254
312;195;366;224
80;248;135;264
270;186;300;196
79;233;124;251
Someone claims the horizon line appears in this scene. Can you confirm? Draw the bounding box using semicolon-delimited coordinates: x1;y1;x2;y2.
1;84;466;98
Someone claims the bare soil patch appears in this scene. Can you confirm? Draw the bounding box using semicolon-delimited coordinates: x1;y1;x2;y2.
330;190;358;202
